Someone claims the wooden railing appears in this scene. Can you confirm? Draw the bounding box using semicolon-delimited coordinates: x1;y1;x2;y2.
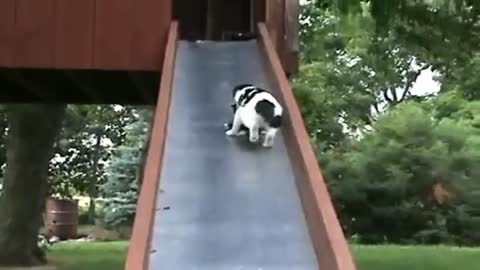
257;22;358;270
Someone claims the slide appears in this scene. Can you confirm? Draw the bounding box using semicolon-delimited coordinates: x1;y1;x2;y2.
126;22;357;270
149;40;318;269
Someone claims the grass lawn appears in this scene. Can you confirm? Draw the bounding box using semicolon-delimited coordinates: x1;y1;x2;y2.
353;244;480;270
47;241;129;270
1;242;480;269
0;241;129;270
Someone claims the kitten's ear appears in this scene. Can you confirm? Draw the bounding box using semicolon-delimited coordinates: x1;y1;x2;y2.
232;86;239;97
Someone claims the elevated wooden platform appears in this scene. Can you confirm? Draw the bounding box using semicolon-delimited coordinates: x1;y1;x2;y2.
0;0;298;105
0;0;171;70
0;0;170;104
0;68;160;104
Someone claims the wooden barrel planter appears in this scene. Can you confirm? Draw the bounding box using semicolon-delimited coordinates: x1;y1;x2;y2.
45;198;79;240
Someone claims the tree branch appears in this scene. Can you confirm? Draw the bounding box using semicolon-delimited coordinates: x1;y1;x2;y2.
399;64;430;102
383;88;393;103
391;87;399;103
373;102;381;115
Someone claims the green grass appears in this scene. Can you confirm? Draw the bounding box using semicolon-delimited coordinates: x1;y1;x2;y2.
0;242;129;270
41;243;480;270
2;242;480;269
46;241;128;270
352;244;480;270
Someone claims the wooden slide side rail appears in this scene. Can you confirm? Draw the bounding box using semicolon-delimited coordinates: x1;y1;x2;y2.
125;21;179;270
257;23;357;270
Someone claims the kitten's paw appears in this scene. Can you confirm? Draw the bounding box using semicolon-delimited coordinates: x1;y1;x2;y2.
262;141;274;148
237;130;248;136
262;137;274;148
249;134;259;143
225;129;236;136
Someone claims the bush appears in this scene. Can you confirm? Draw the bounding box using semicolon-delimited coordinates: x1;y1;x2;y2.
322;95;480;245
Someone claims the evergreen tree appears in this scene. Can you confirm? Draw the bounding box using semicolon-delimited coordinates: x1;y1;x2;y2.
101;108;152;228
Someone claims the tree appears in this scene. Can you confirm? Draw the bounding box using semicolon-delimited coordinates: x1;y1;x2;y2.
292;61;375;152
0;104;66;266
309;0;480;95
294;3;432;151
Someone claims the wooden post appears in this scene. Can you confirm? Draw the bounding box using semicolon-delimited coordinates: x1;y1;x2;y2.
206;0;223;40
284;0;300;75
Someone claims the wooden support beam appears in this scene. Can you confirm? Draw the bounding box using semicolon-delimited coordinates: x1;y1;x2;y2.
63;70;103;104
0;69;54;103
206;0;224;40
128;72;154;105
284;0;299;75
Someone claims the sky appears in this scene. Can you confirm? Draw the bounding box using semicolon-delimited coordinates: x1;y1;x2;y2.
410;68;441;96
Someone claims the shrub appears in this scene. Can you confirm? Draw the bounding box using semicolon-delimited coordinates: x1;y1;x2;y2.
322;96;480;245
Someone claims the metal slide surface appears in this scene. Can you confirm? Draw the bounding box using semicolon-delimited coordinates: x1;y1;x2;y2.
149;40;318;270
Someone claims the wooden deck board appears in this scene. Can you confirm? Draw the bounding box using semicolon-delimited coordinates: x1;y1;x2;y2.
0;0;15;66
54;0;95;69
13;0;56;68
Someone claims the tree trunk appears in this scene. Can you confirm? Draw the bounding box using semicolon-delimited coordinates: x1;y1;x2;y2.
136;125;151;189
0;104;66;266
88;131;102;224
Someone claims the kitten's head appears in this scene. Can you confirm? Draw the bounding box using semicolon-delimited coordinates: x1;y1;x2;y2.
232;84;255;104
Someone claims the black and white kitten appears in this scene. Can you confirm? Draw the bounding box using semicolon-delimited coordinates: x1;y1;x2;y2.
224;84;283;148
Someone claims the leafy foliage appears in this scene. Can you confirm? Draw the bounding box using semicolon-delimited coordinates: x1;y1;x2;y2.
441;52;480;101
293;62;374;152
307;0;480;99
295;3;435;152
48;105;135;199
297;2;433;123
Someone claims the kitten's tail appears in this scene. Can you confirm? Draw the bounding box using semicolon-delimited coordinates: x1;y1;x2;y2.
255;100;282;128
